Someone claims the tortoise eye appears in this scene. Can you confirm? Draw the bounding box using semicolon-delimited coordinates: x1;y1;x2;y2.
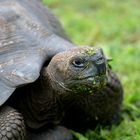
72;58;85;68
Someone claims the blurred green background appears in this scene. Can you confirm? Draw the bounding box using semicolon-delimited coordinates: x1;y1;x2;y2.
42;0;140;139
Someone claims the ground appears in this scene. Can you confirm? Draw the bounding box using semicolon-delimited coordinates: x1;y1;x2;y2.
42;0;140;139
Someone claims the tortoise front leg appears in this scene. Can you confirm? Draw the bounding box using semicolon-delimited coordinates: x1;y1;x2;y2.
0;106;26;140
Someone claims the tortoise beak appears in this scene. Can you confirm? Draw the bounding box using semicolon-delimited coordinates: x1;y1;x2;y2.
84;48;107;88
90;48;106;76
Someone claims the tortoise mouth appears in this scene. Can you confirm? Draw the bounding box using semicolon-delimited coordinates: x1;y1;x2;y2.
87;74;107;87
66;74;107;94
80;74;107;86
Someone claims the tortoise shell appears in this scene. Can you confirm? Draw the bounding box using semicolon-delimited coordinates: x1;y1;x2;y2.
0;0;74;105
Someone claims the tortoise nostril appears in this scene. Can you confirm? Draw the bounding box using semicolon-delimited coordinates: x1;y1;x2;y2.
95;56;105;65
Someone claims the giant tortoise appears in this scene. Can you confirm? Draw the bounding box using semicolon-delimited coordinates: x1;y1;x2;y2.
0;0;123;140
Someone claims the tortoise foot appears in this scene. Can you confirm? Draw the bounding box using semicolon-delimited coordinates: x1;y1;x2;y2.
27;126;73;140
0;106;26;140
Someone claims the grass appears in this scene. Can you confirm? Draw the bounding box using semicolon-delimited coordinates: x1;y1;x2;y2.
42;0;140;139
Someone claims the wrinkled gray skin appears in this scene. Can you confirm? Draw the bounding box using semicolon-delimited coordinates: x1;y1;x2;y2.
0;0;123;140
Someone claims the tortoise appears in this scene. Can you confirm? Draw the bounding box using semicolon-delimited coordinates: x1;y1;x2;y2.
0;0;123;140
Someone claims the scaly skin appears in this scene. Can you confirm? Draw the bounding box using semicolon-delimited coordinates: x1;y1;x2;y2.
0;106;26;140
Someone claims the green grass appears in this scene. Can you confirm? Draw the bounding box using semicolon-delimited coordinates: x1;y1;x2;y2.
42;0;140;139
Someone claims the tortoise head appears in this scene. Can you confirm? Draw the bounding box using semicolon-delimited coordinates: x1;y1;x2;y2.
43;47;108;95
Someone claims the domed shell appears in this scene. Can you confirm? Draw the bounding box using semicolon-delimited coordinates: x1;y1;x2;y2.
0;0;73;105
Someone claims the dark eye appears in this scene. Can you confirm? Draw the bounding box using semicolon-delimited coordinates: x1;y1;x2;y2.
72;58;85;68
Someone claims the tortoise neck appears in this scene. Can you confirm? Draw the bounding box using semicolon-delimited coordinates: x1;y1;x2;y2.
23;75;64;129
